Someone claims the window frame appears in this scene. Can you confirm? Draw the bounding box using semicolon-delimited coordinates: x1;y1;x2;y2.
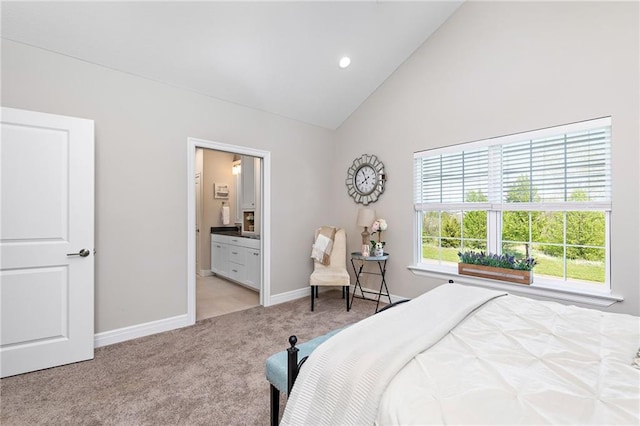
411;117;621;306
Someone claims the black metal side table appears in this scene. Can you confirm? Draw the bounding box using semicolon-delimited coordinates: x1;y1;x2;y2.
350;252;391;313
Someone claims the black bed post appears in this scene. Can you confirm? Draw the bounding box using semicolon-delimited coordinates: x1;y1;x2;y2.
287;335;299;395
270;385;279;426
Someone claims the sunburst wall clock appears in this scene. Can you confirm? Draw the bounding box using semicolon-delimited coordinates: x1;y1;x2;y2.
345;154;386;205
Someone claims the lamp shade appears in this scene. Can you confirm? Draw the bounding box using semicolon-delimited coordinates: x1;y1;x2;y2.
356;208;376;228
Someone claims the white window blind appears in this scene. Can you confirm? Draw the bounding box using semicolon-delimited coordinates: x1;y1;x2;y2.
414;117;611;212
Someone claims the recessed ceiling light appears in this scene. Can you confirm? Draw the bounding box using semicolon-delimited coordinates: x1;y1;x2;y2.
338;56;351;69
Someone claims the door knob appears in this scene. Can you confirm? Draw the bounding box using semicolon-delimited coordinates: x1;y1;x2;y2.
67;249;90;257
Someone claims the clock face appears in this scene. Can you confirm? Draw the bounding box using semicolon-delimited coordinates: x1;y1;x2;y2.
346;154;386;205
355;165;377;195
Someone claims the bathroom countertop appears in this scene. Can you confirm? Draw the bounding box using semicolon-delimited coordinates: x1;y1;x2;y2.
210;226;260;240
210;226;241;236
240;233;260;240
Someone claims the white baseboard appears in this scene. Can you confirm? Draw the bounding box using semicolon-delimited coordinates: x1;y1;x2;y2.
94;285;407;348
198;269;213;277
269;285;404;307
268;287;310;306
94;314;191;348
269;286;342;306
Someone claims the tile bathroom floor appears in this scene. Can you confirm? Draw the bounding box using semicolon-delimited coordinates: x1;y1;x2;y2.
196;275;260;321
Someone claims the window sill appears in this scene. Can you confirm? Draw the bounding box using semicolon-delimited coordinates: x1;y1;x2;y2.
407;265;624;307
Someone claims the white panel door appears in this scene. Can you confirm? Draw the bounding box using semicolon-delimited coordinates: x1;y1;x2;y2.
1;107;94;377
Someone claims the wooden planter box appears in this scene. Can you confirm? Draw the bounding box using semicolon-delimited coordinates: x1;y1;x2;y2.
458;263;532;285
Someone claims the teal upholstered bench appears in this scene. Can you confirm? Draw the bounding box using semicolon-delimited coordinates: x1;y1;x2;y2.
265;326;347;425
265;299;411;425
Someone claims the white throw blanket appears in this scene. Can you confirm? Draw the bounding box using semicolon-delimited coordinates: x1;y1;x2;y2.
280;284;506;425
310;226;336;265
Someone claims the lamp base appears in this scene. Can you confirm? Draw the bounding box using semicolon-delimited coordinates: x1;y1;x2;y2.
361;227;370;246
361;227;371;256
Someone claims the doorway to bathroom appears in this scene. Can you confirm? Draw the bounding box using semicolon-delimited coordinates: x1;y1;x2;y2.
195;148;259;320
187;138;271;325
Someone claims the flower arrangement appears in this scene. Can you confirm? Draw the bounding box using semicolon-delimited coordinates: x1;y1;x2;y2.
370;218;387;252
458;250;536;271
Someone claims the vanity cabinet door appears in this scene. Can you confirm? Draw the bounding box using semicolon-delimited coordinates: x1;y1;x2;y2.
211;237;229;276
211;234;259;291
245;248;261;291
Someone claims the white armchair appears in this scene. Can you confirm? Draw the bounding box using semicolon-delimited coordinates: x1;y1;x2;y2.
310;227;350;311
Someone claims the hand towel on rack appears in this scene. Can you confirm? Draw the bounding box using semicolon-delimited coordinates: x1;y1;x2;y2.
221;205;230;225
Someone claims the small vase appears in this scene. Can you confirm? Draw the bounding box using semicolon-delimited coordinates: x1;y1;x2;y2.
374;243;384;257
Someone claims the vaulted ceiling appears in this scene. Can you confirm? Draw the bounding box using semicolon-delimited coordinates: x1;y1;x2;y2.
1;1;462;129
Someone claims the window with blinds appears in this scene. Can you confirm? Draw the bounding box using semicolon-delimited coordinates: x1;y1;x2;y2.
415;117;611;211
413;117;611;291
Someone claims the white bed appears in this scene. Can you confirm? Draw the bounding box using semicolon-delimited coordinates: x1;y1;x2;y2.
281;284;640;425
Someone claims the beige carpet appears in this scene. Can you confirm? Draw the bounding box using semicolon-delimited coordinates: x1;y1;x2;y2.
0;290;376;425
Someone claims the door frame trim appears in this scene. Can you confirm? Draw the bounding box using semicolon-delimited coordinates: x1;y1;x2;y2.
186;138;271;325
195;172;202;276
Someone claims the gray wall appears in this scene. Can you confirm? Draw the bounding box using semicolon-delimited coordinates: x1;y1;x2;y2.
2;1;638;339
1;40;335;333
334;1;640;315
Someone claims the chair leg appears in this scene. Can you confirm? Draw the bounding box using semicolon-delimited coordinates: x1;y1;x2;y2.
310;286;315;311
270;384;280;426
346;286;350;311
342;286;345;299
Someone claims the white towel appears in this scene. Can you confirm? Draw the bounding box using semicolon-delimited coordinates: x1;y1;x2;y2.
221;205;230;225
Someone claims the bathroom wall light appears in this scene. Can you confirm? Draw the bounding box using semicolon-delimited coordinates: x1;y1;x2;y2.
232;160;241;175
231;154;242;175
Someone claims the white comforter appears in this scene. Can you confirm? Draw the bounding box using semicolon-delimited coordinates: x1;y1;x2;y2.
377;293;640;425
282;284;640;425
281;284;507;425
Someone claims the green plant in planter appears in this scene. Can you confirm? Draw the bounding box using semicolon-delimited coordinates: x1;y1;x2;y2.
458;251;536;271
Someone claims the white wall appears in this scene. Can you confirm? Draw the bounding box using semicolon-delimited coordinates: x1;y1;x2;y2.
2;1;638;338
1;40;336;333
334;1;640;315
